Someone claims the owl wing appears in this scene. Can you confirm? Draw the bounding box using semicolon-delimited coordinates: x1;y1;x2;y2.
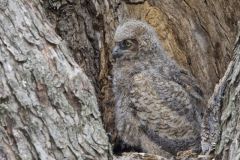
129;71;200;141
171;68;204;104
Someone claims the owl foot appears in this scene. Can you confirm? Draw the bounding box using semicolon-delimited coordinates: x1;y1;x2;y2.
176;150;198;159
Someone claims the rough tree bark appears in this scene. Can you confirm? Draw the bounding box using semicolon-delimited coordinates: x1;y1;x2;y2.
1;0;240;160
0;1;111;159
202;25;240;160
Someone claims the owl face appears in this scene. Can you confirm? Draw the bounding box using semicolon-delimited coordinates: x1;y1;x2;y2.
113;20;159;62
112;39;139;60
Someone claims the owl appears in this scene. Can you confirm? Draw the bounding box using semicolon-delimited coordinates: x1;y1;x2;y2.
111;20;204;157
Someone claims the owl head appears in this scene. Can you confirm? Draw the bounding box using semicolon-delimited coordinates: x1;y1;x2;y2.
112;20;160;61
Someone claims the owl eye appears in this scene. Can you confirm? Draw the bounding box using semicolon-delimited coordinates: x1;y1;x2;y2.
120;40;132;49
124;40;132;47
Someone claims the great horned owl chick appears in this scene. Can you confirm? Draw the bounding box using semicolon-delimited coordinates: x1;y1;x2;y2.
112;20;204;157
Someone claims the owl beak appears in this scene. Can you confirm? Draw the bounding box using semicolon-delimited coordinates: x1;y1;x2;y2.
112;45;123;59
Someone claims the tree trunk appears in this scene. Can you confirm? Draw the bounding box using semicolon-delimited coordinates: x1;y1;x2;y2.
202;25;240;159
44;0;240;144
1;0;240;159
0;1;111;159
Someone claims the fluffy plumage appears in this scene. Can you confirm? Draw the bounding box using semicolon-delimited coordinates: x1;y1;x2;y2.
112;20;203;157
